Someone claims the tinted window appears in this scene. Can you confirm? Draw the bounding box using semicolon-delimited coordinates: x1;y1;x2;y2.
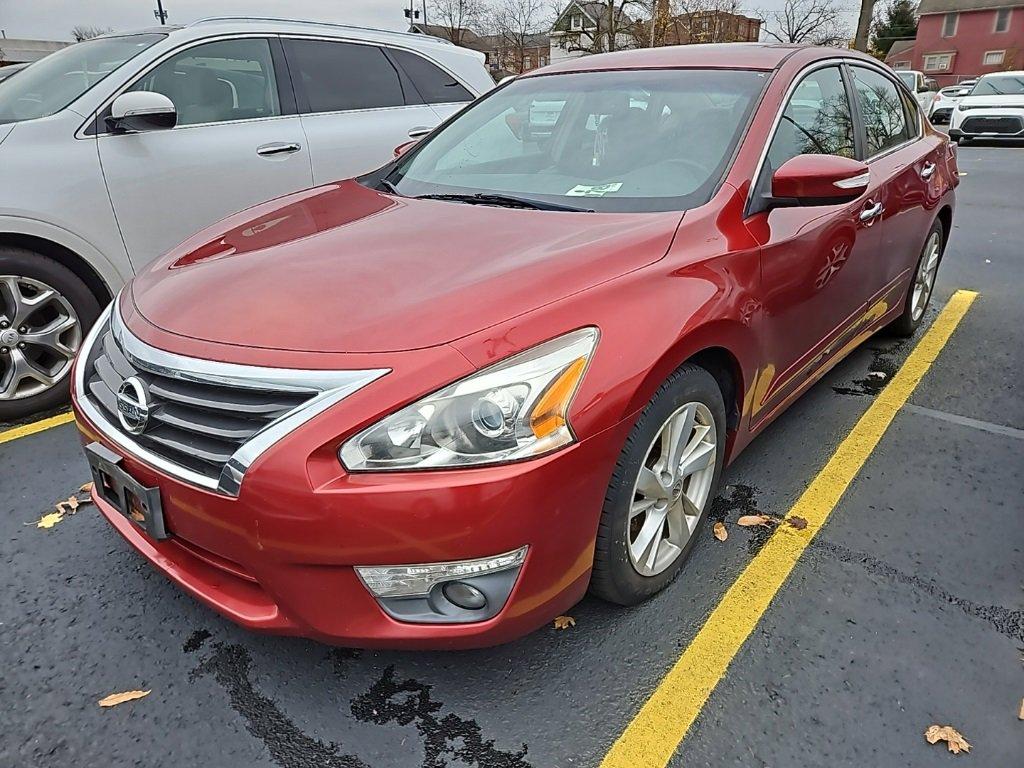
0;34;164;123
130;38;280;126
383;68;767;213
389;48;472;104
766;66;855;172
851;66;911;156
285;40;404;112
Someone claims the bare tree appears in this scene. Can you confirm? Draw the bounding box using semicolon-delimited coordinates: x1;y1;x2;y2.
71;25;113;42
759;0;850;46
493;0;547;73
554;0;647;55
427;0;488;44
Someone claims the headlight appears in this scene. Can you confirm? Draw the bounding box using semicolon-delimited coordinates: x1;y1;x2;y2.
340;327;598;471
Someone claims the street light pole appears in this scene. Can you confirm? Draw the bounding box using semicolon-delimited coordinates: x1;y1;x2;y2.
154;0;168;25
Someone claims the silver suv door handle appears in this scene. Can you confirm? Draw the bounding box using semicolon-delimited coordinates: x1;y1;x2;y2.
257;142;301;157
920;161;936;179
859;200;884;223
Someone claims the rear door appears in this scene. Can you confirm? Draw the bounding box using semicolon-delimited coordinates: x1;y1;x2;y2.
848;64;942;304
283;38;450;186
97;37;313;267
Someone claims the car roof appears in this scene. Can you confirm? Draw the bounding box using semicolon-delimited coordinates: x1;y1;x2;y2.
532;43;879;76
979;70;1024;77
96;16;457;54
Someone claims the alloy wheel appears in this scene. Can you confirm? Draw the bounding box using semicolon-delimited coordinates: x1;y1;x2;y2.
911;231;941;322
0;275;81;401
627;401;717;577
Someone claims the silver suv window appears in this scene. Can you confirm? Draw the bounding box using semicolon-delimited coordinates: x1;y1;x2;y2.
0;34;164;124
128;38;281;126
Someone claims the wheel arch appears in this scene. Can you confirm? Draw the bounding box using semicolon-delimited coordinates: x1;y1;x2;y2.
0;232;116;308
936;204;953;246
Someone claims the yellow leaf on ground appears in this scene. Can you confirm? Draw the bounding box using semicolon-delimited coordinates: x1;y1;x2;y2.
98;689;151;708
1018;698;1023;720
553;615;576;630
80;482;94;493
787;516;808;530
35;512;64;529
713;522;728;541
737;514;774;528
925;724;971;754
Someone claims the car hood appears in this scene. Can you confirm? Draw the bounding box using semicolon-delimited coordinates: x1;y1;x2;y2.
130;181;683;353
959;94;1024;108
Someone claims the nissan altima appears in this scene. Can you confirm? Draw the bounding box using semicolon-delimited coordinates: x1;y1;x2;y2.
71;44;957;649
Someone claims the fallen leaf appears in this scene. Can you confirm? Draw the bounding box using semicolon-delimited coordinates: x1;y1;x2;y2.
787;516;808;531
867;371;887;380
925;724;971;754
713;522;728;541
737;514;775;528
80;482;94;493
98;689;151;708
129;509;145;522
35;512;64;529
553;615;575;630
65;495;80;511
1019;698;1023;720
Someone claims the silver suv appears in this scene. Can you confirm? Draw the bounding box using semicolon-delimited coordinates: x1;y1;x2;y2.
0;17;492;419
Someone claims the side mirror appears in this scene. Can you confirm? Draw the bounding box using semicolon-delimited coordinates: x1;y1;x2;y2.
107;91;176;133
769;154;869;208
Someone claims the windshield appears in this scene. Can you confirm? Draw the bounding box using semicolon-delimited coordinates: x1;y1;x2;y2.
0;34;164;124
897;72;916;89
380;68;768;213
971;75;1024;96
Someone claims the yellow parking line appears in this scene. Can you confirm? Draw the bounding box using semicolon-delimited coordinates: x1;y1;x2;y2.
0;412;76;446
601;289;978;768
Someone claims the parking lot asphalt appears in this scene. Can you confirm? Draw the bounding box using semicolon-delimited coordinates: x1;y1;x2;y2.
2;141;1022;768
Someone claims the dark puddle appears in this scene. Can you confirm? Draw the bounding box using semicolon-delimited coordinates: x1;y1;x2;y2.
832;339;906;397
710;484;775;555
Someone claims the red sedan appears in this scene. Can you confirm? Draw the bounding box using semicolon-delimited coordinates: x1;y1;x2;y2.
71;44;956;648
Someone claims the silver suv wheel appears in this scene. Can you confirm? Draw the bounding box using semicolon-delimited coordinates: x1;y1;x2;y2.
0;275;82;401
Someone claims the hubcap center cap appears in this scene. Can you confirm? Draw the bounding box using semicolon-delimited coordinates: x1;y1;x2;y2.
0;328;19;346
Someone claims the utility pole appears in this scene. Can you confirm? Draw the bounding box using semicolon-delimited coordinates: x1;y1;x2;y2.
422;0;428;26
403;0;421;28
153;0;168;25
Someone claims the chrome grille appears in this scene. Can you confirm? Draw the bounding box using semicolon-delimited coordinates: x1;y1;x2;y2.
75;302;388;496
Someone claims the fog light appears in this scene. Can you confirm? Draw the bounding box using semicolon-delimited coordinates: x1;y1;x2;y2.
355;546;527;599
442;581;487;610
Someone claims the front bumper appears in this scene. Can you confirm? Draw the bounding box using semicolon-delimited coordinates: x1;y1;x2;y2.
950;109;1024;138
73;396;630;649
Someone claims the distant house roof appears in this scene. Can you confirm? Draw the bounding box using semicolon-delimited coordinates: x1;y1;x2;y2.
553;1;635;31
917;0;1022;14
0;38;71;64
408;23;483;45
885;39;916;61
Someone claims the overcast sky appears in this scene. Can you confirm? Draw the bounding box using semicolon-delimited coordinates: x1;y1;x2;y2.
0;0;817;42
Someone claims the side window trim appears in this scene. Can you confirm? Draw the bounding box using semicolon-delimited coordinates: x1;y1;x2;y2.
840;63;867;161
83;34;288;136
269;36;298;116
386;46;474;105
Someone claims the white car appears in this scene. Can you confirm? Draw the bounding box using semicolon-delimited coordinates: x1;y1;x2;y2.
894;69;939;113
0;17;492;418
928;84;972;124
950;71;1024;144
0;63;29;83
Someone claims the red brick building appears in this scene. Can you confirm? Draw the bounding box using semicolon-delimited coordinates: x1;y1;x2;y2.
885;0;1023;86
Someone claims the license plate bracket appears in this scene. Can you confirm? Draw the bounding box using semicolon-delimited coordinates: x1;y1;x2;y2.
86;441;169;540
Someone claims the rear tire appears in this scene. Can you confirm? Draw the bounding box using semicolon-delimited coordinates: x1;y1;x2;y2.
888;220;944;337
590;363;726;606
0;247;100;421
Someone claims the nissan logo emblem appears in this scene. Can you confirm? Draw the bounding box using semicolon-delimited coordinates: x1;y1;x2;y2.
116;376;152;435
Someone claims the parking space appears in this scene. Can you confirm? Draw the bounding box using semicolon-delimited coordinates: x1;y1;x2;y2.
2;141;1022;768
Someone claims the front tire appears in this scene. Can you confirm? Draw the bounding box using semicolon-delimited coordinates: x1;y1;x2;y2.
590;363;726;605
0;247;100;420
888;220;944;337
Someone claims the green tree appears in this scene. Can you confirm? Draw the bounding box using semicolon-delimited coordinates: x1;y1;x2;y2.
871;0;917;56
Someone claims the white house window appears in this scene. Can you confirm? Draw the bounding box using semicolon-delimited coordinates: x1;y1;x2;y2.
571;14;584;30
923;53;953;71
994;8;1011;33
983;50;1005;66
942;12;958;37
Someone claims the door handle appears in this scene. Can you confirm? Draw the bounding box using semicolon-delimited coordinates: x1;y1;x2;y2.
859;200;884;223
920;161;936;180
257;142;301;157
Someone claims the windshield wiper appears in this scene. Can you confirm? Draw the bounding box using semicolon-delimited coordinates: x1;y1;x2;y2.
378;178;400;195
413;192;593;213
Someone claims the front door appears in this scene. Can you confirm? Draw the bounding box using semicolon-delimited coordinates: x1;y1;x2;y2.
98;37;313;267
746;64;883;426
